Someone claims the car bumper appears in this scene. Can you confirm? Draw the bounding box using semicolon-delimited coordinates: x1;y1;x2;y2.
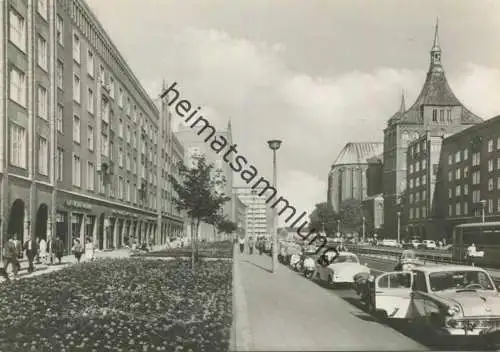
438;320;500;336
332;274;356;283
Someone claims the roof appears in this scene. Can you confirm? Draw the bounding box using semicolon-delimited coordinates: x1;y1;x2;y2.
413;265;489;274
332;142;383;166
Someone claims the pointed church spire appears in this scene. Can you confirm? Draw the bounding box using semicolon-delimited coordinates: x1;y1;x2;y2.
399;90;406;113
429;18;443;72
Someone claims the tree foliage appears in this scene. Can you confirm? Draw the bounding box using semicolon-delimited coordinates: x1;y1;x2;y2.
309;202;339;236
168;155;231;269
216;216;238;236
339;198;364;231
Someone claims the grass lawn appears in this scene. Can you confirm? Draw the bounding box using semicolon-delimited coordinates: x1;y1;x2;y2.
0;258;233;351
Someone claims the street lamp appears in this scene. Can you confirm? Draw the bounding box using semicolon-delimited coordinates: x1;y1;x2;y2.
362;216;366;242
267;139;282;274
322;221;325;234
480;199;487;223
337;219;340;234
397;211;401;244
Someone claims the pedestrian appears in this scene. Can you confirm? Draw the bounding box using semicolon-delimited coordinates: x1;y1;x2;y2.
14;237;22;272
53;235;64;265
466;243;477;266
35;237;41;264
84;237;95;261
2;234;19;281
39;238;48;264
72;239;83;263
248;236;254;254
238;236;245;254
23;237;38;273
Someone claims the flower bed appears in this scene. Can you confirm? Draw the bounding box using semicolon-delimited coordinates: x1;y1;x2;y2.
139;240;234;259
0;258;232;351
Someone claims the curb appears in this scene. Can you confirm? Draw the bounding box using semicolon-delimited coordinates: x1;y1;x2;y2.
230;246;252;351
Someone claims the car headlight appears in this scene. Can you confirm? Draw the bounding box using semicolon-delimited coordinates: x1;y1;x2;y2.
447;305;462;317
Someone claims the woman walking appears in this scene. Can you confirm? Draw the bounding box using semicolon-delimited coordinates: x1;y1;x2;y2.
39;238;48;264
84;238;95;262
72;239;83;263
238;236;245;254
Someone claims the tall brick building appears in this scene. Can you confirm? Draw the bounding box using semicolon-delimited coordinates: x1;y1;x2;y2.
382;22;483;238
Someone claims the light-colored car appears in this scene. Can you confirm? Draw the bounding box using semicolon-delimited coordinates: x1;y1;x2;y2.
314;252;370;286
366;265;500;343
422;240;437;249
380;239;401;248
411;240;421;249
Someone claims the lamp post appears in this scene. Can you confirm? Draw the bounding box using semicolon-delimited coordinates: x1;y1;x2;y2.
267;139;282;274
337;219;340;234
362;216;366;242
322;221;325;235
397;211;401;244
480;199;487;223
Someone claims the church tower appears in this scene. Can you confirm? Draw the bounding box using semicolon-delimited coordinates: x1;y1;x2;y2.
382;21;483;239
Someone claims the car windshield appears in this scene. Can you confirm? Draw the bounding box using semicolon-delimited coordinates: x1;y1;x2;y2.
428;270;495;291
335;254;359;263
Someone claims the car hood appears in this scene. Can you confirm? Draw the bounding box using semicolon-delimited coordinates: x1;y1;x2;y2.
433;291;500;317
327;262;368;272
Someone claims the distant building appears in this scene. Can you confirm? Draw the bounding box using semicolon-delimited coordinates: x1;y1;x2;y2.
406;132;444;240
234;187;273;239
327;142;383;213
234;195;247;236
382;22;483;238
437;115;500;240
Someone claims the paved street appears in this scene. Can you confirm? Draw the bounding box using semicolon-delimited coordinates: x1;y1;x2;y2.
232;247;427;351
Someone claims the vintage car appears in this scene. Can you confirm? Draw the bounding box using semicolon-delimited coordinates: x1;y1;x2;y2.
365;265;500;345
294;245;318;275
393;249;424;271
313;252;370;287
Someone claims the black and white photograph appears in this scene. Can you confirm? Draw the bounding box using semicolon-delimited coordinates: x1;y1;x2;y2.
0;0;499;350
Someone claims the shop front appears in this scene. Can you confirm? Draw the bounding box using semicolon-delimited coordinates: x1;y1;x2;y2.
55;198;93;255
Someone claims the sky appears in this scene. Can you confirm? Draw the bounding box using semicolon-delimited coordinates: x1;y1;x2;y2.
86;0;500;224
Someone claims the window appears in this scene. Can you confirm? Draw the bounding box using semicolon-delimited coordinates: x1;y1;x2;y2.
464;149;469;160
489;199;494;213
56;15;63;45
440;109;444;122
472;171;480;185
72;154;81;186
118;119;123;138
472;190;481;203
87;125;94;151
422;175;426;185
409;164;413;174
9;10;26;51
472;152;481;166
448;154;453;165
56;104;63;132
489;178;494;191
422;159;427;170
73;74;80;103
432;109;437;122
87;88;94;113
87;51;94;77
9;123;26;168
119;148;124;167
455;168;460;180
87;162;95;190
455;151;461;163
447;109;452;122
37;86;48;119
56;60;63;89
109;76;115;98
9;66;26;106
38;136;48;175
448;204;452;216
464;184;469;195
37;35;47;70
73;115;80;143
415;162;420;172
463;202;468;215
126;125;131;143
118;87;123;107
37;0;47;19
101;133;109;157
498;198;500;212
99;64;105;83
448;171;452;182
57;148;63;181
489;140;494;153
118;176;123;198
126;180;131;202
73;32;80;63
422;190;426;200
455;185;461;197
455;203;461;216
463;166;469;178
489;159;494;172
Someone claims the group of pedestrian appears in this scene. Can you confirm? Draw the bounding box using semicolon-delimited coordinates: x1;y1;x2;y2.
238;236;257;254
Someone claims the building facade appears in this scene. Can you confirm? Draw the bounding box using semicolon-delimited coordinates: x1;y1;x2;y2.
437;115;500;240
234;187;273;239
382;23;483;238
233;194;247;237
405;132;443;240
0;0;184;256
327;142;383;213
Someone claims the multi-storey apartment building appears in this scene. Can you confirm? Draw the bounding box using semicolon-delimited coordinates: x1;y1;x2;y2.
438;115;500;239
233;195;247;236
234;187;273;239
406;132;443;240
382;23;483;238
1;0;184;256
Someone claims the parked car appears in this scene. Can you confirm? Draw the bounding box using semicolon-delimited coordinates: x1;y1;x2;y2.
422;240;437;249
380;239;401;248
313;252;370;287
393;250;424;271
411;240;421;249
363;265;500;347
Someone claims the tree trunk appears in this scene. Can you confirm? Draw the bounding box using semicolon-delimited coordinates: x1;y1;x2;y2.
195;220;200;262
190;219;196;270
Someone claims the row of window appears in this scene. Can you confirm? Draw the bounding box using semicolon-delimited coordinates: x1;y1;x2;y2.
409;206;427;220
409;175;427;189
408;159;427;174
448;149;472;165
431;108;453;123
408;190;427;204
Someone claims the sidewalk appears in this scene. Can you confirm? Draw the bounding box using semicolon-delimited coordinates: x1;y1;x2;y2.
0;248;133;283
231;246;427;351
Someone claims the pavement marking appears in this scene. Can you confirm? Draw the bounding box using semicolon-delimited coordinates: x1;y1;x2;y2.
231;253;253;351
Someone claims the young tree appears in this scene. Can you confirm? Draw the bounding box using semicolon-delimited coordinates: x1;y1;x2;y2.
216;216;238;238
168;155;231;270
339;198;364;232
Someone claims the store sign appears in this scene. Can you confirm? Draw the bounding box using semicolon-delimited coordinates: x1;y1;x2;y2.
64;200;92;211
